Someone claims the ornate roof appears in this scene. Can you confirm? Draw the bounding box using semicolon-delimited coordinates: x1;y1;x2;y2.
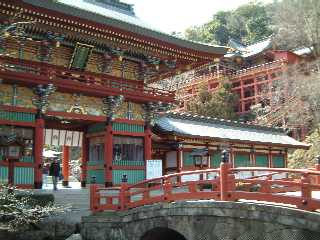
22;0;227;56
225;37;273;59
154;112;309;149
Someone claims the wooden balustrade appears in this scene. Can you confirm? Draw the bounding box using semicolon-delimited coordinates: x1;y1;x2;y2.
0;56;175;101
90;164;320;213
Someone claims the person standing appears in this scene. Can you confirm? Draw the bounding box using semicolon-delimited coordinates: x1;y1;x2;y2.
49;158;60;191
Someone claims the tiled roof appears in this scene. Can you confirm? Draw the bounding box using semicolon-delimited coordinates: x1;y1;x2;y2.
225;37;273;59
293;47;314;56
154;112;309;149
22;0;227;55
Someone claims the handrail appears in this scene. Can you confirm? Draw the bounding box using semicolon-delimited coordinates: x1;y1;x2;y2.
90;163;320;213
180;59;288;89
0;56;175;99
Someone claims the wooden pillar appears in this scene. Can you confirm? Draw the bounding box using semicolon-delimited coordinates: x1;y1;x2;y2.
230;148;234;168
177;144;183;182
81;133;88;187
62;145;70;187
250;147;256;167
253;74;258;105
144;123;152;162
8;158;14;186
268;149;272;168
315;163;320;185
34;118;44;189
284;150;288;168
104;120;113;187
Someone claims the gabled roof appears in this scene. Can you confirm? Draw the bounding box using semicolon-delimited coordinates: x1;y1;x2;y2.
154;112;309;149
22;0;227;56
225;37;273;59
293;47;314;56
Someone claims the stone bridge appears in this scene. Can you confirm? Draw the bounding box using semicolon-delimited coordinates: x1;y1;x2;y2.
81;201;320;240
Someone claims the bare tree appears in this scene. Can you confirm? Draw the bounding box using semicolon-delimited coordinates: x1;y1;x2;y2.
251;58;320;129
272;0;320;57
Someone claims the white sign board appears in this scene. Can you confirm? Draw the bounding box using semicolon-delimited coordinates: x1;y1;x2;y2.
146;160;163;179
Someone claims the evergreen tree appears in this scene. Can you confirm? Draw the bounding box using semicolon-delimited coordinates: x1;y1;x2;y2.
184;2;273;45
186;82;238;120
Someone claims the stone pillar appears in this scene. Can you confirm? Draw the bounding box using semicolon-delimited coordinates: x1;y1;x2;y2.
62;145;70;187
104;119;113;187
34;117;44;189
81;134;88;187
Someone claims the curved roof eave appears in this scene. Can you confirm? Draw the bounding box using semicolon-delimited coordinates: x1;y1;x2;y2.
22;0;228;56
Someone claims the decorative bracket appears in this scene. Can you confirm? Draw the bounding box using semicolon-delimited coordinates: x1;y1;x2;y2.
32;84;56;118
102;95;124;123
142;101;172;125
98;52;114;73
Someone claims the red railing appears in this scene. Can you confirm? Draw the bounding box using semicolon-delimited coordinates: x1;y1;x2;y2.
90;163;320;213
0;56;175;101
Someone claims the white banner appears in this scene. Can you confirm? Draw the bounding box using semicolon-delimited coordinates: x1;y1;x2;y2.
44;129;83;147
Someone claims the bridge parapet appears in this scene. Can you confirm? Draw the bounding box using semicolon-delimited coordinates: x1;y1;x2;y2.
81;201;320;240
90;162;320;213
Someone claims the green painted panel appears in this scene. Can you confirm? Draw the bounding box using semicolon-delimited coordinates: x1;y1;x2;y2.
0;166;8;184
234;153;251;167
0;111;35;122
87;123;105;134
210;152;221;168
183;152;194;166
112;160;145;166
272;155;285;168
112;170;145;185
256;155;269;167
14;167;34;185
112;122;144;133
87;169;105;184
87;160;104;166
20;156;34;163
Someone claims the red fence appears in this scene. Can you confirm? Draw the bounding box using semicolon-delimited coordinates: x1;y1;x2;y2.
90;163;320;213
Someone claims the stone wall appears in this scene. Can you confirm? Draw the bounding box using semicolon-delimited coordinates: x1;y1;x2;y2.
81;201;320;240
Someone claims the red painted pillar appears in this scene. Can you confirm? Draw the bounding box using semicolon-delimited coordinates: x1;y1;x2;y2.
81;134;88;187
220;161;229;201
177;144;183;183
144;122;152;177
62;145;70;187
34;118;44;189
104;121;113;187
315;159;320;185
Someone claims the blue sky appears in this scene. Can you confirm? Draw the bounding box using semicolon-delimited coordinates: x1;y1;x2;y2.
121;0;273;34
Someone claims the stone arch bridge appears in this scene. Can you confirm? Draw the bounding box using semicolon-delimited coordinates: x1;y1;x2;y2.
81;201;320;240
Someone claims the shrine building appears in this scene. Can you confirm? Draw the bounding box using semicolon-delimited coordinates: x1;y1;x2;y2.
0;0;308;188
